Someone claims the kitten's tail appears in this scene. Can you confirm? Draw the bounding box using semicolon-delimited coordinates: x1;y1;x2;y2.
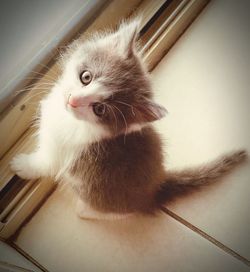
155;150;247;206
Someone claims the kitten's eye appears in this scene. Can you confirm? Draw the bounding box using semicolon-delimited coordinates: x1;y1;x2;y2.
80;70;92;85
93;103;106;117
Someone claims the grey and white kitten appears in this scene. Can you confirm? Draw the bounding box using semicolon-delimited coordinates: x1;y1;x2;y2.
10;19;246;220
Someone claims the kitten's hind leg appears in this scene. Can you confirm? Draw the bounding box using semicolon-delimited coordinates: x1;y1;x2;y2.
76;199;133;221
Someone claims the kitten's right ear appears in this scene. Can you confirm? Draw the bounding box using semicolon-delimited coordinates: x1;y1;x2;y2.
116;17;141;55
136;99;168;123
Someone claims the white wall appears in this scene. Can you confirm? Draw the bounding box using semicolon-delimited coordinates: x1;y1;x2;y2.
152;0;250;259
153;0;250;168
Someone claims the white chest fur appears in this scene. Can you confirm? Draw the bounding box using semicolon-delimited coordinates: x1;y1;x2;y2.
36;88;109;179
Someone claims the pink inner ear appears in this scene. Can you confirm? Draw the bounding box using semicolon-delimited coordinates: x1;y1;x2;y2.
147;101;168;121
136;100;167;123
116;19;140;53
150;103;168;119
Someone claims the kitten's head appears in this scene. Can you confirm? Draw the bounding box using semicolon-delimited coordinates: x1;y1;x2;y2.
58;19;167;136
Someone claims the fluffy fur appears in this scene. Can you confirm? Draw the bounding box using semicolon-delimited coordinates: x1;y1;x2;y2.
10;19;247;220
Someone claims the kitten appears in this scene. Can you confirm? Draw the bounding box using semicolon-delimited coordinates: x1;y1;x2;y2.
10;19;247;220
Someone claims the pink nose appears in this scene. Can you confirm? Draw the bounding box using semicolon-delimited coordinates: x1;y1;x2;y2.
68;95;96;108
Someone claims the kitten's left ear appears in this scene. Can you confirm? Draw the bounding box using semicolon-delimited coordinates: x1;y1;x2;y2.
137;99;168;123
117;18;141;55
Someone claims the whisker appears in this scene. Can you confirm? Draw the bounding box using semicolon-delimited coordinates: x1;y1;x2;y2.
16;89;50;99
37;63;59;77
29;70;53;77
106;104;118;133
22;94;48;105
21;89;50;105
113;100;136;116
29;70;57;81
18;82;54;91
112;104;128;139
22;78;55;85
95;141;100;162
16;84;53;96
37;62;52;71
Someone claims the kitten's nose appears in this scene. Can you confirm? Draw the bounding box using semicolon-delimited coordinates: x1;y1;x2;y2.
68;95;97;108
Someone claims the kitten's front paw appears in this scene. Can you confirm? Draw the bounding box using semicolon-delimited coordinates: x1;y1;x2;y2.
10;154;40;180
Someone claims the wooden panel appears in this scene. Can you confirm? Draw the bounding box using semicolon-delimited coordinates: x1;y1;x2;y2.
0;178;54;238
